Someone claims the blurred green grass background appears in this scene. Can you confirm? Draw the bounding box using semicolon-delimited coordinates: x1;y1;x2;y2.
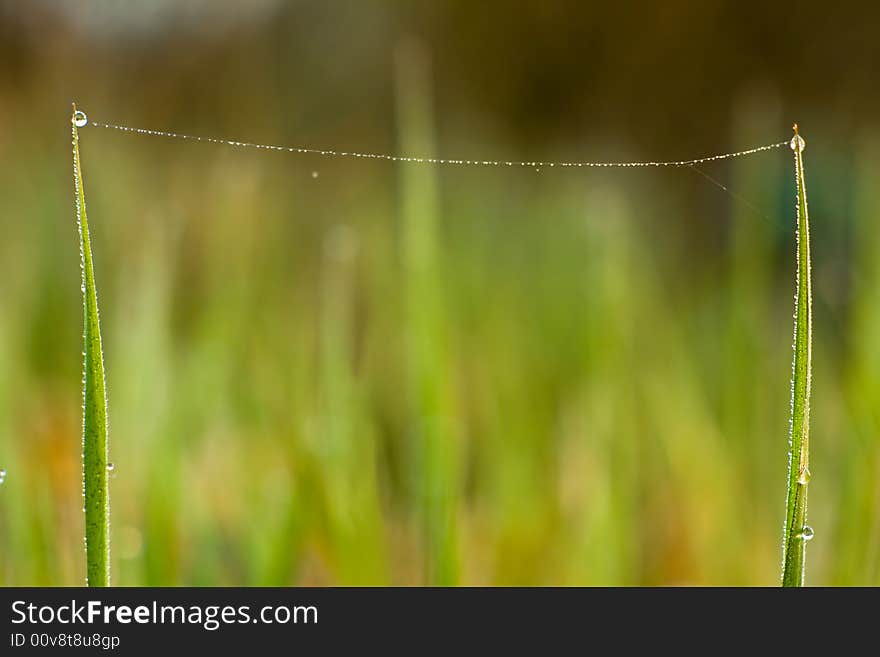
0;2;878;585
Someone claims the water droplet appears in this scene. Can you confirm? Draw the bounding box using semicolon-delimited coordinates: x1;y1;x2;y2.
0;468;6;484
790;134;805;152
798;525;814;541
311;171;319;179
106;462;115;472
73;110;88;128
797;467;811;485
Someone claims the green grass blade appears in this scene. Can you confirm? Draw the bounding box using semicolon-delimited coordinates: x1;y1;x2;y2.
71;104;111;587
781;124;812;587
395;41;459;585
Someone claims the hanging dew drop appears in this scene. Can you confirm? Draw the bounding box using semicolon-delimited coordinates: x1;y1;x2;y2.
790;134;805;152
798;526;814;541
73;110;88;128
797;467;811;485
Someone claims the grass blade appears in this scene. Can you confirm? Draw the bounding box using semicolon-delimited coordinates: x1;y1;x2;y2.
71;103;111;587
781;123;813;587
395;41;459;584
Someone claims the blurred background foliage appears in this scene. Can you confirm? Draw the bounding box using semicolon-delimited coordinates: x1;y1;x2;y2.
0;1;878;585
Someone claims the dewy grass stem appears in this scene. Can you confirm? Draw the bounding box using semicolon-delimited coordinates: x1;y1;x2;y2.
72;103;111;587
781;123;813;587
